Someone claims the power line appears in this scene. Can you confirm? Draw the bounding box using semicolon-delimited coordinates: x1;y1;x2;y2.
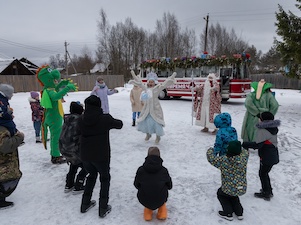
0;51;12;59
179;7;300;27
0;38;58;54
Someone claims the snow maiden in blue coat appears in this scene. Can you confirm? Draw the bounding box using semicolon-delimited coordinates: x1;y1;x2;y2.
129;70;176;144
213;112;238;156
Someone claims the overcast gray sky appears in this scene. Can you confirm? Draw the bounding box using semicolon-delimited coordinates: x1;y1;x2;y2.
0;0;300;65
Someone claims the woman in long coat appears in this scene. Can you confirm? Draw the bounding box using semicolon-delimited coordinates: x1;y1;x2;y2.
130;85;144;126
90;76;118;114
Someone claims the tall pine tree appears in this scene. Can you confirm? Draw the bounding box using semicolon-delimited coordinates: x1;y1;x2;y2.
275;1;301;78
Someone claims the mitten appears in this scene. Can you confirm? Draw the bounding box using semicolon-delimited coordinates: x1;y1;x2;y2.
140;92;149;101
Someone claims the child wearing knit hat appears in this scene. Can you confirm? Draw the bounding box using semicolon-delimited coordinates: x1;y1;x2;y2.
134;147;173;221
207;141;249;221
0;84;23;139
29;91;44;143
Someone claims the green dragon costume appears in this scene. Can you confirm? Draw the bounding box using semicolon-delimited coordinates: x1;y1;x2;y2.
241;79;279;142
36;65;77;163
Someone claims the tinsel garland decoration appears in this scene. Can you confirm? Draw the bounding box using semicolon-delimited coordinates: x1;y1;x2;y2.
140;53;251;71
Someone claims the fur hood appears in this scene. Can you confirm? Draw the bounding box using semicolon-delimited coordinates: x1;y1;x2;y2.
256;119;281;129
256;119;281;135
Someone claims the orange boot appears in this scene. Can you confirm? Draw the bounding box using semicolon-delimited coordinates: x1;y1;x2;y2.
144;207;153;221
156;203;167;220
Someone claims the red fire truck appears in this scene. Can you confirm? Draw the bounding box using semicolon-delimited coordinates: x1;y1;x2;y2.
139;53;252;101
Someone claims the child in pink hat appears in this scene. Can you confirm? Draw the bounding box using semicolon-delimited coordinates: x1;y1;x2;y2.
29;91;44;143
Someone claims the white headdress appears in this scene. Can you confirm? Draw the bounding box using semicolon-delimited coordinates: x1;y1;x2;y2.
146;72;158;84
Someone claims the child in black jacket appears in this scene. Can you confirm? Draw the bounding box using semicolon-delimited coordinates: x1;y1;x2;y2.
79;95;123;218
242;111;280;201
59;101;87;194
134;147;172;221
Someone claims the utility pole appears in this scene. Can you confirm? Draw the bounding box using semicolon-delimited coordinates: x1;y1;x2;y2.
64;41;77;76
203;14;209;53
64;41;68;76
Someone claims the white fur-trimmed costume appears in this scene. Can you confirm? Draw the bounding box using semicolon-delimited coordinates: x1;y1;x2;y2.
194;73;221;129
129;71;176;137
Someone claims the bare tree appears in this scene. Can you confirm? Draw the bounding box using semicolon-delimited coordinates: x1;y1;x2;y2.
96;8;111;65
48;54;65;69
200;22;249;56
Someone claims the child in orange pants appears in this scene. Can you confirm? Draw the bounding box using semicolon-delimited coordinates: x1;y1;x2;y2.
134;147;172;221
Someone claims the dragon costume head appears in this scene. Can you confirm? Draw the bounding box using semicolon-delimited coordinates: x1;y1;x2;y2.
251;79;273;100
36;65;61;88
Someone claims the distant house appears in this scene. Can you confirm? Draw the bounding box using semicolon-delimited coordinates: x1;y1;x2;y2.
90;63;112;74
0;58;39;75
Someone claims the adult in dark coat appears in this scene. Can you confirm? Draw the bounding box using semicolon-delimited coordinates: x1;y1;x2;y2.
0;126;24;209
134;147;172;221
79;95;123;218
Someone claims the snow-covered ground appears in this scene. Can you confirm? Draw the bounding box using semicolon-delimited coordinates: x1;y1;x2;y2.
1;86;301;225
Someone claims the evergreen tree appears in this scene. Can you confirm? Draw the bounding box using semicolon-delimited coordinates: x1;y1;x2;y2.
275;1;301;78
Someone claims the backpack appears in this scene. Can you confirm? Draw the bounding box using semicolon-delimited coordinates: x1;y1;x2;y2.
59;114;82;165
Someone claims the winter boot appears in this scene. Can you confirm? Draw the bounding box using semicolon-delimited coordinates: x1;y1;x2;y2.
36;136;42;143
145;133;151;141
64;173;75;193
211;129;218;135
73;179;85;195
64;185;74;193
235;213;244;220
80;200;96;213
0;197;14;210
254;191;271;201
99;205;112;218
51;156;66;164
155;135;161;144
218;211;233;221
201;127;209;132
132;119;136;126
260;189;273;197
144;207;153;221
156;203;167;220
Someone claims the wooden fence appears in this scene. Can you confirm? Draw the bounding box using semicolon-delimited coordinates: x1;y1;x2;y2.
0;75;124;92
250;73;301;90
0;73;300;92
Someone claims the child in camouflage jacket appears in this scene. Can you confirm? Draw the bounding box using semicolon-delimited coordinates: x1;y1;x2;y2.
207;140;248;221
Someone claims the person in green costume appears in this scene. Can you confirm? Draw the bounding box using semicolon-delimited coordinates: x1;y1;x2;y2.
241;79;279;142
36;65;77;164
